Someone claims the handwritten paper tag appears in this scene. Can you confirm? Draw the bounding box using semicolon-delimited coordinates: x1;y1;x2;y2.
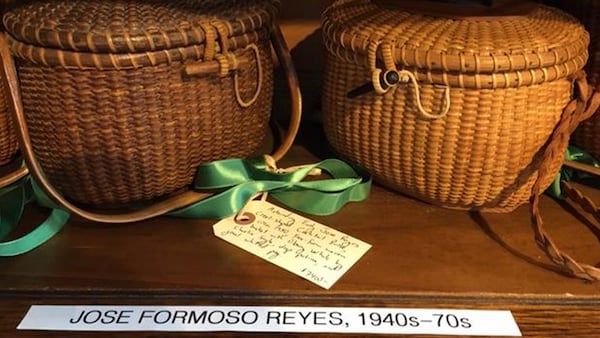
213;200;371;289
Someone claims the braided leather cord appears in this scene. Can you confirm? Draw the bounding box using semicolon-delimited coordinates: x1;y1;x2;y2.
562;180;600;224
530;72;600;281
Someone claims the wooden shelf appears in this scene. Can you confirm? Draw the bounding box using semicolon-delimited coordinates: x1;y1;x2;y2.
1;122;600;337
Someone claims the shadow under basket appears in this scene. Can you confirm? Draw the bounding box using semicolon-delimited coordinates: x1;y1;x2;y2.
321;0;591;212
2;0;281;209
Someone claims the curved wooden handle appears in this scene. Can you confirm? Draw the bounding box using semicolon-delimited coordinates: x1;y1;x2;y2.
270;21;302;161
0;22;301;223
0;163;27;189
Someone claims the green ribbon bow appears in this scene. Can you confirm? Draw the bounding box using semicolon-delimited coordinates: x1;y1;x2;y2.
170;156;372;218
0;157;370;256
0;176;70;256
548;146;600;199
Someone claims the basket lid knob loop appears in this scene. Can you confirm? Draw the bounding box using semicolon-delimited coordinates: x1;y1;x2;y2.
350;38;451;118
234;43;263;108
397;69;451;120
362;68;451;120
207;17;262;108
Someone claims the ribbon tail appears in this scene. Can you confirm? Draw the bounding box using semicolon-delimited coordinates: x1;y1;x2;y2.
0;178;70;256
0;180;27;240
0;208;70;256
272;177;372;216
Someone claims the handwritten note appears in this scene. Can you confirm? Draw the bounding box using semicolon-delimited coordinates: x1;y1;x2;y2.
213;200;371;289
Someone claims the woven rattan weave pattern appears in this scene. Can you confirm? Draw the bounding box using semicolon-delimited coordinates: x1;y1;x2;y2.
0;3;18;168
0;76;16;166
3;0;277;208
323;1;587;79
3;0;276;53
322;0;589;212
564;0;600;160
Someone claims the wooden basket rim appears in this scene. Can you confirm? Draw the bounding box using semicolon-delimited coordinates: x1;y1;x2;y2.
323;0;589;78
3;0;277;55
6;29;269;70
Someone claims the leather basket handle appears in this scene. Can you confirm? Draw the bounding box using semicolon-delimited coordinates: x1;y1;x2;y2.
0;163;27;189
0;21;301;223
532;179;600;281
530;76;600;281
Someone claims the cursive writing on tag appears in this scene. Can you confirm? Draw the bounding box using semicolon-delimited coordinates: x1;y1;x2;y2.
213;200;371;289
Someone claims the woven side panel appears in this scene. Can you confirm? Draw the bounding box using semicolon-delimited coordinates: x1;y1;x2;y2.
0;11;18;166
17;41;273;207
0;75;17;167
567;0;600;159
322;52;571;212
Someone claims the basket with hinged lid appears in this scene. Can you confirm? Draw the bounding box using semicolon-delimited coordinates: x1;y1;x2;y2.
322;0;592;212
0;0;301;218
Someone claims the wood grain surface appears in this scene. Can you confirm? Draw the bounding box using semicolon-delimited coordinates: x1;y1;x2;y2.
2;121;600;337
1;294;600;337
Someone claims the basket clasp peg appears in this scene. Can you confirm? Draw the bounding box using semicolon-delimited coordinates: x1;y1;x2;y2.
347;69;400;98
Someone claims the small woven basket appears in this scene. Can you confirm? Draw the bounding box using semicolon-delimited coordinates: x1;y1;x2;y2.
3;0;281;208
322;0;590;212
559;0;600;160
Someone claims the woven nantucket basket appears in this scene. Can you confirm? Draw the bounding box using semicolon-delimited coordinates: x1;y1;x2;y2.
1;0;300;217
322;0;590;212
561;0;600;160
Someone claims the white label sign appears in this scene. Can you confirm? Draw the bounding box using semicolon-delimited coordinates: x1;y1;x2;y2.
18;305;521;336
213;200;372;289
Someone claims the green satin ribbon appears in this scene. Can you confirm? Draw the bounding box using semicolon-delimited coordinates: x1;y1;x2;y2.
0;176;70;256
30;157;371;219
548;145;600;199
0;156;369;256
169;157;372;218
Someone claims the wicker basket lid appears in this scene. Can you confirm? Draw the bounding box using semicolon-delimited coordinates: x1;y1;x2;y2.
323;0;589;88
4;0;277;54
